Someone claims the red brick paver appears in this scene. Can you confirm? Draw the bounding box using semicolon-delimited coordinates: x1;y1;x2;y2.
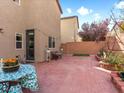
24;55;119;93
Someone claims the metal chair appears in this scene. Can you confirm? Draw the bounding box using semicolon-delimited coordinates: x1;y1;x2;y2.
0;81;21;93
16;55;26;64
51;51;62;60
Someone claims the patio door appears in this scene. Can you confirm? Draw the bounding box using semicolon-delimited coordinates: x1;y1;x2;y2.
26;29;35;60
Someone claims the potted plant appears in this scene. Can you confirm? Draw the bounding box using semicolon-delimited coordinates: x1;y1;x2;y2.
106;53;124;71
2;58;20;72
96;49;106;61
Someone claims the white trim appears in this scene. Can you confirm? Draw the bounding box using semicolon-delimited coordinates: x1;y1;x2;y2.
15;32;23;50
13;0;21;6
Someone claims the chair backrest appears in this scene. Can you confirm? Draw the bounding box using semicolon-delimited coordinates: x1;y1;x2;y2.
0;81;19;93
16;55;26;64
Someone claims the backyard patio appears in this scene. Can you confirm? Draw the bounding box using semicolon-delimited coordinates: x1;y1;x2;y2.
0;0;124;93
24;55;119;93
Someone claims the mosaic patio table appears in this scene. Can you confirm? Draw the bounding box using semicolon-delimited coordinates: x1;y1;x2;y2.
0;64;39;93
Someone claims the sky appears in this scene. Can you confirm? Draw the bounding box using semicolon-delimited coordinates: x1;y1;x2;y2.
60;0;124;29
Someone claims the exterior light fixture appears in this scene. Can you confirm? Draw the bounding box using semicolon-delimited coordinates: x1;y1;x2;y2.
0;28;4;33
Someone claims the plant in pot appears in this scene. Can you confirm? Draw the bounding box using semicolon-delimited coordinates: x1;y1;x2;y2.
2;58;20;72
106;53;124;71
96;49;106;61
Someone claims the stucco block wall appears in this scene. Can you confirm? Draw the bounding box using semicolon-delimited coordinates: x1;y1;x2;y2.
61;17;79;44
61;42;105;54
0;0;61;61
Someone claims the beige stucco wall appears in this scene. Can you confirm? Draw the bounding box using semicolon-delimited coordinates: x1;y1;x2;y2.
0;0;26;59
61;17;80;44
0;0;61;61
118;33;124;53
106;26;124;54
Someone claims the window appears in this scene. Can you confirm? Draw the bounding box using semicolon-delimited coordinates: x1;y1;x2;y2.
13;0;21;5
16;33;23;49
53;38;55;48
49;37;52;48
48;37;55;48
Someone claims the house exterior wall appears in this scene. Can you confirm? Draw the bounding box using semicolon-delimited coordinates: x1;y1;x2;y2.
106;33;124;54
0;0;61;62
106;25;124;54
118;33;124;53
0;0;26;59
61;17;80;44
23;0;61;61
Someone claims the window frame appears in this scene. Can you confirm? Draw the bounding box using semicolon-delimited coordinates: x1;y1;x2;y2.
48;36;56;49
15;32;23;50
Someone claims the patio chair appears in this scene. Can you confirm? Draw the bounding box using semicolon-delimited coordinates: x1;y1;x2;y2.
0;80;22;93
51;51;62;60
16;55;26;64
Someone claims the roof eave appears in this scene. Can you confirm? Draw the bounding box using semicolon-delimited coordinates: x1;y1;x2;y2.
56;0;63;14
